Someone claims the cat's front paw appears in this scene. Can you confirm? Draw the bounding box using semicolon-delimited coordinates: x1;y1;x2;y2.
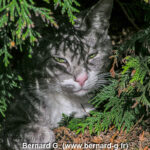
21;125;55;150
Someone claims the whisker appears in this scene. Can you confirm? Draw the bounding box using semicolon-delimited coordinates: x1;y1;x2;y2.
98;72;111;77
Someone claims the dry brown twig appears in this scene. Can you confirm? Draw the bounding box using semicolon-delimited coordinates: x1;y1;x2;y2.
115;0;140;31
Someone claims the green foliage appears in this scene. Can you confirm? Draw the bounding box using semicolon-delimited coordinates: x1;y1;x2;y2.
121;56;150;106
0;0;79;67
53;0;80;24
0;0;80;119
68;111;104;135
0;0;53;66
58;113;79;127
0;71;21;117
119;26;150;56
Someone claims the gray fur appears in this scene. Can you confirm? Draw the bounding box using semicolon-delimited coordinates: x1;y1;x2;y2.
0;0;113;150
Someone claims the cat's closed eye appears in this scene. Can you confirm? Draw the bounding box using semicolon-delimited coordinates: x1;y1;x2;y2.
53;57;67;63
88;53;97;59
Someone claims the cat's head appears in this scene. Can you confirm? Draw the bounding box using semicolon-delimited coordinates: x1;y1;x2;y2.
35;0;113;96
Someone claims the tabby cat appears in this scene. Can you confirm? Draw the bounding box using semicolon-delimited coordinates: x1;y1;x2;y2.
0;0;113;149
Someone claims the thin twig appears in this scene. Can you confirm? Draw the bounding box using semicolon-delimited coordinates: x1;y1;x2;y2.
116;0;140;31
80;104;91;117
124;115;144;140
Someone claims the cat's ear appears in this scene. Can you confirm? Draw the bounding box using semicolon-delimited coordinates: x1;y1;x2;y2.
92;0;114;19
75;0;113;31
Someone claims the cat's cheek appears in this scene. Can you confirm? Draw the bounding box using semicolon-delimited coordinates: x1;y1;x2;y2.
88;61;102;72
85;71;98;88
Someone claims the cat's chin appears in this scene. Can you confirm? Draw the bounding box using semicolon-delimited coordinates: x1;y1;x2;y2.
73;89;89;96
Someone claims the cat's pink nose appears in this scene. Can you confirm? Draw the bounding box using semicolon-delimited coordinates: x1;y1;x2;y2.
75;73;88;86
